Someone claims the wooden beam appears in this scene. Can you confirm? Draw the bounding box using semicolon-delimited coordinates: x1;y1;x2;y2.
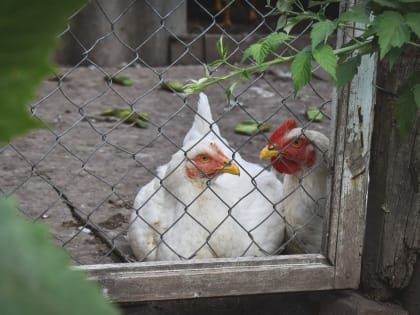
78;255;335;302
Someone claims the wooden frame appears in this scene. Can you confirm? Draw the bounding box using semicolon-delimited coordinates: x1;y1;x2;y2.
76;20;377;303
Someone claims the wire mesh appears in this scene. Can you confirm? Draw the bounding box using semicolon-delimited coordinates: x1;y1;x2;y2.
0;0;333;265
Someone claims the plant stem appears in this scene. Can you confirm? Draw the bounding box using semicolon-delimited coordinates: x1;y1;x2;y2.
333;40;371;56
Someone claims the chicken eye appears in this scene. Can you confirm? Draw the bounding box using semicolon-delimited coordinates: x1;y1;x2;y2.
199;155;210;163
292;138;303;147
268;144;277;151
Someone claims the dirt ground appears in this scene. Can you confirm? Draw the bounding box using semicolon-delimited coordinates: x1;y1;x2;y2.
0;64;332;265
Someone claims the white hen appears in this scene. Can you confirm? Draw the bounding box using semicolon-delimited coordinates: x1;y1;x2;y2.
128;93;285;261
259;118;329;253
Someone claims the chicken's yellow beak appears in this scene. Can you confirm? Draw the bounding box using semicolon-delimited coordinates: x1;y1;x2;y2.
259;145;280;160
219;161;240;176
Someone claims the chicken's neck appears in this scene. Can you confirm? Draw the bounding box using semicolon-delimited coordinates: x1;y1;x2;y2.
283;161;328;211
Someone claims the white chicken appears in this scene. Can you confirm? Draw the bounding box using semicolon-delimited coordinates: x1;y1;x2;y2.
128;93;285;261
259;118;329;253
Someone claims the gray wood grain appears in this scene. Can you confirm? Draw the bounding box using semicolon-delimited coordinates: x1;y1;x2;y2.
361;44;420;300
78;255;335;302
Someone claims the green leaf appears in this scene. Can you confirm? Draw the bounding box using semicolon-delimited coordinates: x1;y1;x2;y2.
264;32;289;51
309;0;341;7
276;15;287;31
312;44;337;80
216;35;228;59
234;120;271;136
100;108;150;128
208;59;224;67
395;72;420;135
284;16;308;34
405;13;420;38
276;0;292;12
203;64;210;77
311;20;336;49
242;32;288;64
109;75;133;86
372;0;400;9
0;198;121;315
338;10;370;24
384;47;402;70
305;109;324;122
241;43;269;64
414;84;420;109
240;70;250;80
160;80;185;93
225;81;239;103
395;87;417;136
336;55;362;90
375;11;411;59
0;0;87;143
291;49;312;94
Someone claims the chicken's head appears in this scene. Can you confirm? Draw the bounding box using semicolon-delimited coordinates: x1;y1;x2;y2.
259;118;316;175
185;142;240;179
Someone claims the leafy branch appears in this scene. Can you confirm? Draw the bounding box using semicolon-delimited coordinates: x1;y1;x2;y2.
181;0;420;134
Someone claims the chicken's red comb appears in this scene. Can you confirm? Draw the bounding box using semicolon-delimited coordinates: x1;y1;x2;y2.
269;118;298;142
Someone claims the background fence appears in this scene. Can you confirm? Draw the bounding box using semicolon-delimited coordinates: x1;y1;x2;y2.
0;0;334;265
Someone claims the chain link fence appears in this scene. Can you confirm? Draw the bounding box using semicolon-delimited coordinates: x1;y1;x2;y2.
0;0;333;265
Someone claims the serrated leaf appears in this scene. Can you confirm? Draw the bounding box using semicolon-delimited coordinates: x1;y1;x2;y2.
338;10;370;24
311;20;336;49
405;13;420;38
0;198;121;315
0;0;87;143
241;43;269;65
384;47;402;70
312;44;337;80
241;45;254;63
375;11;411;59
336;55;362;90
291;50;312;94
264;32;289;51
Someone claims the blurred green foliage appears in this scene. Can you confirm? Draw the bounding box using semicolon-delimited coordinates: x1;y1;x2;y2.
0;1;121;314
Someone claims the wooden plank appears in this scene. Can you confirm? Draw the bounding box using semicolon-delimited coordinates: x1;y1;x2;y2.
361;45;420;300
77;255;336;302
326;53;376;287
324;0;376;288
333;52;376;288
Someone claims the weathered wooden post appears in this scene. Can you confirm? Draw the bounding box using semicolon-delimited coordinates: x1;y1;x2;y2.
361;44;420;314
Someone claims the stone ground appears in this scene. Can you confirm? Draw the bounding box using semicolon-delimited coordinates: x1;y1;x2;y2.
0;63;332;265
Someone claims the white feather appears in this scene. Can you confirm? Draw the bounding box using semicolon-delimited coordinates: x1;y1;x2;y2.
281;128;329;253
128;93;285;261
